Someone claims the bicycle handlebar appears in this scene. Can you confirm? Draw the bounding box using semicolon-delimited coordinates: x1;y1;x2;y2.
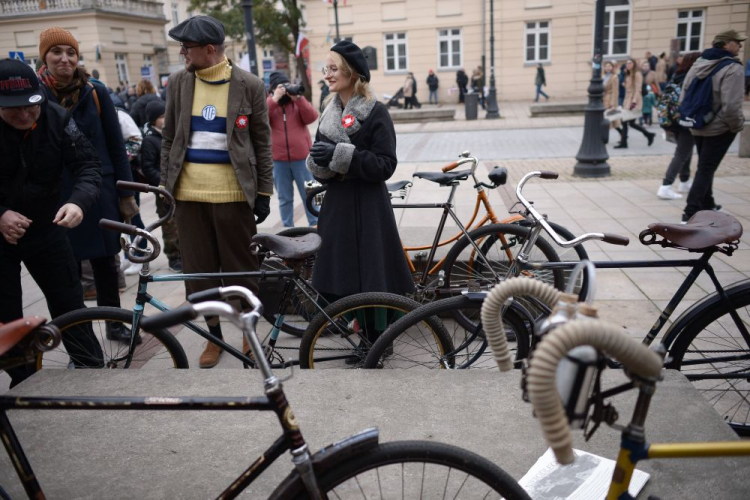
516;171;630;248
117;180;150;193
100;219;138;236
441;161;460;172
140;304;199;331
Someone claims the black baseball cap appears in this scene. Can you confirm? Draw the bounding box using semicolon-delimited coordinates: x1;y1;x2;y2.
0;59;46;107
168;15;225;45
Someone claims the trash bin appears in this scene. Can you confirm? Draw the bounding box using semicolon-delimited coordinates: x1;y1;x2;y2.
465;92;478;120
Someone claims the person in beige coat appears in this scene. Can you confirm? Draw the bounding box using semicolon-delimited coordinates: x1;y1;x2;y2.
616;58;656;148
655;52;668;91
402;73;415;109
602;61;622;138
641;60;660;96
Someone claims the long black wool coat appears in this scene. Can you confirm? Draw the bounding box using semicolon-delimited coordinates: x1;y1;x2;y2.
306;95;414;297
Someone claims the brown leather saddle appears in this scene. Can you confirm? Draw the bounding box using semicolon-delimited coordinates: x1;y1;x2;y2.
251;233;321;261
0;316;47;358
641;211;743;250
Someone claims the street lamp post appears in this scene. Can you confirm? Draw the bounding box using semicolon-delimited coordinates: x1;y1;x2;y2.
573;0;610;177
241;0;258;76
333;0;341;43
485;0;500;119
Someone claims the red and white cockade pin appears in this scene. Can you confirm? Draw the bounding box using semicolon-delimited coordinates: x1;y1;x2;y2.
236;115;249;129
342;114;356;128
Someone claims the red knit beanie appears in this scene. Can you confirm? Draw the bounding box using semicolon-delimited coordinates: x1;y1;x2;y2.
39;27;79;63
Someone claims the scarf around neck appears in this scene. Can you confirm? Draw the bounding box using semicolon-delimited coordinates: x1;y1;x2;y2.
38;65;89;110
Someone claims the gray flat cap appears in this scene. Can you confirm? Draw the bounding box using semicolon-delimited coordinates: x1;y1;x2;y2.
168;15;225;45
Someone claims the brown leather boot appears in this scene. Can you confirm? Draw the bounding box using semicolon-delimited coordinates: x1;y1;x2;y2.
199;342;223;368
242;335;250;356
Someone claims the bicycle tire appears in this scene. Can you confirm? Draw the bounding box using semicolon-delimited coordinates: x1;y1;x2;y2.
666;284;750;435
279;440;531;500
442;223;563;330
260;227;320;338
363;295;530;369
45;307;188;369
299;293;452;369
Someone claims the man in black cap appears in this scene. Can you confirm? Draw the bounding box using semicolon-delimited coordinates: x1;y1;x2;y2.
160;15;274;367
0;58;104;385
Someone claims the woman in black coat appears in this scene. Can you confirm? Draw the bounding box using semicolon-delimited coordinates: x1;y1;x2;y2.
307;41;414;301
37;28;139;343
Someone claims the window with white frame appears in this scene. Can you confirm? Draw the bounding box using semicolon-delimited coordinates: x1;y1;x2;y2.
525;21;550;63
384;33;407;72
115;53;129;84
143;54;153;68
438;28;461;69
603;0;629;57
677;10;703;52
171;3;179;26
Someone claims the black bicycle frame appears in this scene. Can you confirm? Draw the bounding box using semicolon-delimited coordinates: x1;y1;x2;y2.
0;381;305;500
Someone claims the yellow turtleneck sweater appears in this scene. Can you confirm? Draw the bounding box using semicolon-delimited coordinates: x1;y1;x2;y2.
175;57;245;203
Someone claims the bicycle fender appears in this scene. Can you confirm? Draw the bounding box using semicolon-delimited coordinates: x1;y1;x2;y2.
660;280;750;354
268;428;380;499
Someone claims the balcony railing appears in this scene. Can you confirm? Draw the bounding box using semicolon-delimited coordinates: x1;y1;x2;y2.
0;0;166;19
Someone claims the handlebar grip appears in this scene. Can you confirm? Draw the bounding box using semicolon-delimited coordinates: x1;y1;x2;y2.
601;233;630;246
140;305;198;331
116;181;151;193
441;161;460;173
187;288;223;304
539;171;559;180
99;219;139;236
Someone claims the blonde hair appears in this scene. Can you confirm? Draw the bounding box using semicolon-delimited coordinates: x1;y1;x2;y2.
136;79;156;97
323;51;374;107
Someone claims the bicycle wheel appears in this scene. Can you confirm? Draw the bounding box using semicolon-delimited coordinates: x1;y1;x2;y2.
667;285;750;435
442;223;563;329
364;295;531;370
280;440;530;500
45;307;188;369
299;293;452;369
260;227;320;338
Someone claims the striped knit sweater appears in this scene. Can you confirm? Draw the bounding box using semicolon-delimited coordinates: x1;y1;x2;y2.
174;57;244;203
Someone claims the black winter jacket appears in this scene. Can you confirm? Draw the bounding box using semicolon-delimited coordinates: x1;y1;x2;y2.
129;93;161;129
140;124;162;187
0;101;102;240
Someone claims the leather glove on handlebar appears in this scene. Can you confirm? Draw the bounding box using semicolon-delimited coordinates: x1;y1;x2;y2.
309;142;336;167
119;195;140;223
254;194;271;224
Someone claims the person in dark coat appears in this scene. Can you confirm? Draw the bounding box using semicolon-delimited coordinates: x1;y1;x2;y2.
534;64;549;102
426;70;439;104
318;79;330;113
129;79;161;129
0;59;104;385
37;27;140;343
456;68;469;103
307;40;414;301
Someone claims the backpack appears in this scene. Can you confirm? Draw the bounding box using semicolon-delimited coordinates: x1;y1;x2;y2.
678;59;737;129
656;81;681;129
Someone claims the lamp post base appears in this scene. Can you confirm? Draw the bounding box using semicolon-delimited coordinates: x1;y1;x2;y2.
573;161;611;177
485;88;500;119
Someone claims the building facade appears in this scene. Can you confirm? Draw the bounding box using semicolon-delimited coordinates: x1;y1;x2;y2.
302;0;750;105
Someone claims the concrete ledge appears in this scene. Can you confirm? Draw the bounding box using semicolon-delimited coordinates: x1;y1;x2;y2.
530;101;587;117
740;120;749;158
388;108;456;123
1;370;748;498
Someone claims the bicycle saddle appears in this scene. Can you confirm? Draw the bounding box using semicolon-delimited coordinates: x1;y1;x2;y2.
0;317;46;357
644;211;743;250
488;167;507;186
413;169;472;185
386;180;412;191
252;233;321;261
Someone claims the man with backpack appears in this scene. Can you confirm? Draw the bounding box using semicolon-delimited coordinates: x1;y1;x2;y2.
678;30;745;223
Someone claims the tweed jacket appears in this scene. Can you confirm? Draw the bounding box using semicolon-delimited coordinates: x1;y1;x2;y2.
160;60;274;208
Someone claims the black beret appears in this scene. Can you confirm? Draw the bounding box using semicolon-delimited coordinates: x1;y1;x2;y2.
268;71;290;91
145;99;166;124
168;15;225;45
330;40;370;83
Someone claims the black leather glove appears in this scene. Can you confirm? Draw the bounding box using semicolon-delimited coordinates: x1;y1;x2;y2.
254;194;271;224
309;142;336;167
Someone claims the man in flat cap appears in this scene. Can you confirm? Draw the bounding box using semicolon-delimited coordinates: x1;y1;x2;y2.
160;15;274;368
679;29;745;223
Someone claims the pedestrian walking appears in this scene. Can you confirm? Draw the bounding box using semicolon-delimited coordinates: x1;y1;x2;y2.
128;79;161;129
0;59;104;386
615;58;656;149
37;27;141;344
318;79;330;112
267;71;319;228
534;63;549;102
602;61;621;134
426;70;439;104
656;52;701;200
402;73;415;109
645;51;658;71
456;68;468;104
679;30;746;223
471;66;485;109
641;60;660;96
656;52;668;91
161;16;274;367
307;40;415;309
641;87;656;126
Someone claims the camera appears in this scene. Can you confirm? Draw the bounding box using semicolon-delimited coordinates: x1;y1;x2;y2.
283;83;305;96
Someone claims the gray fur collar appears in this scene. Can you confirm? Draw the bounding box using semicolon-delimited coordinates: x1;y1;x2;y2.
318;94;377;143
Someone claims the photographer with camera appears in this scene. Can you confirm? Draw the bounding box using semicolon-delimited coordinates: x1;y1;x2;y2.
267;71;319;227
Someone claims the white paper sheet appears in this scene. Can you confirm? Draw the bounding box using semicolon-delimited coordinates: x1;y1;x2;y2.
519;448;649;500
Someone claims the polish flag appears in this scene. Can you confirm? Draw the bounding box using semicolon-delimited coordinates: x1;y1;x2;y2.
322;0;346;5
295;32;309;58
